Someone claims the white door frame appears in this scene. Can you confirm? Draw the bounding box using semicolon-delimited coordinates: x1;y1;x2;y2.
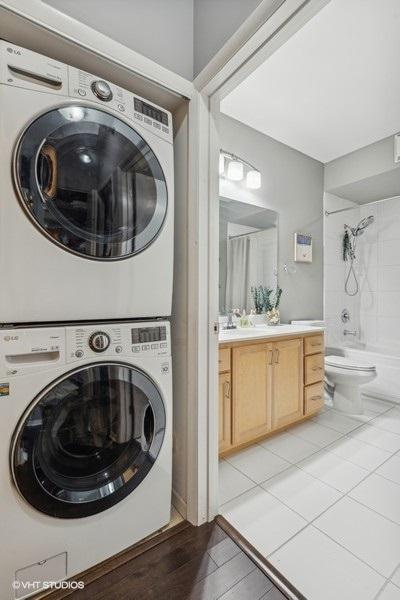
191;0;332;524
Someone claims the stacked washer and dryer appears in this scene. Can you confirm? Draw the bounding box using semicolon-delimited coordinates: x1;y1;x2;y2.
0;41;174;599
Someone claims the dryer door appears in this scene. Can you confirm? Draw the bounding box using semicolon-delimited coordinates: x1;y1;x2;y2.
11;363;166;518
14;106;168;260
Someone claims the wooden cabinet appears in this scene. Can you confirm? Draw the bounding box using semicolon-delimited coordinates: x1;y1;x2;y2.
304;334;324;355
232;343;273;446
219;348;231;373
219;331;325;457
305;353;324;386
271;338;303;429
219;372;232;453
305;381;324;414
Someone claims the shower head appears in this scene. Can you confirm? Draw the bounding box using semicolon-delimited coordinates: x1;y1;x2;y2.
344;215;375;237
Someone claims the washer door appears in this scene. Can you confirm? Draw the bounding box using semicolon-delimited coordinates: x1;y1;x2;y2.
15;106;168;260
11;363;166;518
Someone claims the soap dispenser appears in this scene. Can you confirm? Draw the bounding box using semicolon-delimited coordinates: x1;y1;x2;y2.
239;310;250;328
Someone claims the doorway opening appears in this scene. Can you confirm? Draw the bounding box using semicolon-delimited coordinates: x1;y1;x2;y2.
211;2;400;599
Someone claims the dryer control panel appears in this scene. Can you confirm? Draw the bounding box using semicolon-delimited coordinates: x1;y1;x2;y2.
0;41;173;144
66;321;171;363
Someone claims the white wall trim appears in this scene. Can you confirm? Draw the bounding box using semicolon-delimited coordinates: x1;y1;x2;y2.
0;0;194;99
193;0;286;93
194;0;332;99
185;90;211;525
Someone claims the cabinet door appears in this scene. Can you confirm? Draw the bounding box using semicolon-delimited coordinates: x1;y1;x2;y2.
232;344;273;446
272;338;303;429
219;372;232;453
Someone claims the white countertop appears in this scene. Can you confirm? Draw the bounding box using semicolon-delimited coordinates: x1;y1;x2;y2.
219;324;325;344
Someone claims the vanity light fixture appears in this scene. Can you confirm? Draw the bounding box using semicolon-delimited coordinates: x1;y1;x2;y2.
246;169;261;189
227;159;244;181
220;150;261;189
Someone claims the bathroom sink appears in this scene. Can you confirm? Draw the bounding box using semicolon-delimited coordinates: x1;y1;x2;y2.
219;323;325;342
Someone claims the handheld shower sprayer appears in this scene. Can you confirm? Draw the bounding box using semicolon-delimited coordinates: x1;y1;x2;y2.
344;216;375;296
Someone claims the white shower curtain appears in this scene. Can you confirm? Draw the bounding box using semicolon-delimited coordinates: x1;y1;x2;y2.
225;228;277;313
225;235;250;312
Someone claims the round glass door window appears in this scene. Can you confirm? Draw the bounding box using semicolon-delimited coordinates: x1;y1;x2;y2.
14;106;168;260
11;363;166;518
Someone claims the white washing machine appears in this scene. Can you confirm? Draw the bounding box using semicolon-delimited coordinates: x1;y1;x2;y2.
0;41;174;324
0;320;172;599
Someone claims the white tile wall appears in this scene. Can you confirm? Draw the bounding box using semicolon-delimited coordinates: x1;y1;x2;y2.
324;194;400;350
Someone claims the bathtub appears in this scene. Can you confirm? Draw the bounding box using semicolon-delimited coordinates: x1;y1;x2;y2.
327;344;400;405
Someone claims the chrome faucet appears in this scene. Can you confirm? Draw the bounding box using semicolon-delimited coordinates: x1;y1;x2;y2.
343;329;358;337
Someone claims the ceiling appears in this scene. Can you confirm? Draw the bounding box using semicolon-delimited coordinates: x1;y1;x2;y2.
221;0;400;164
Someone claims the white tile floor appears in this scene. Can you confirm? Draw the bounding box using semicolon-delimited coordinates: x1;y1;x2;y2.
219;398;400;600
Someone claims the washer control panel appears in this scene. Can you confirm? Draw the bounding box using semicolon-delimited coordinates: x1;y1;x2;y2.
89;331;111;352
132;94;171;141
66;321;170;363
68;67;130;116
91;80;113;102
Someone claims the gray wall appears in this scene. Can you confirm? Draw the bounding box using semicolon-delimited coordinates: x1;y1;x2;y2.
219;114;324;323
43;0;264;80
43;0;194;80
325;135;400;194
193;0;263;77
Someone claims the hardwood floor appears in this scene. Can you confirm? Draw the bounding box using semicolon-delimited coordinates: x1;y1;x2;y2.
54;521;286;600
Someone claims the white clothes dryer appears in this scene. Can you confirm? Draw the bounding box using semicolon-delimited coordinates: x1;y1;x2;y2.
0;41;174;323
0;320;172;599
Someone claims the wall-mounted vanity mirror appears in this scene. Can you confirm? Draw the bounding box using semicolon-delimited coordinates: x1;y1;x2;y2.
219;197;278;314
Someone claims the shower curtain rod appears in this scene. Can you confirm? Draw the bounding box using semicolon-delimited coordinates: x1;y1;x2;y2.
324;194;400;217
228;230;262;240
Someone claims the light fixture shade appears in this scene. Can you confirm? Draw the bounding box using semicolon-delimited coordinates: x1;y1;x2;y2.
227;160;244;181
219;153;225;175
246;169;261;189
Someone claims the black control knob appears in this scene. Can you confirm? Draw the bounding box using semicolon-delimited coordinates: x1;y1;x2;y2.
91;80;113;101
89;331;111;352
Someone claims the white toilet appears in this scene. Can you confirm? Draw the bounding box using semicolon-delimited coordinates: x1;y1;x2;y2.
325;355;377;414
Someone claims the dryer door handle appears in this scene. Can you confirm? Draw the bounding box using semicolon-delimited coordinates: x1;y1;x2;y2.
40;144;58;199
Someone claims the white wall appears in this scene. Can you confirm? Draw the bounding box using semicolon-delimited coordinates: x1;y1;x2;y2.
43;0;194;79
358;197;400;350
219;114;324;323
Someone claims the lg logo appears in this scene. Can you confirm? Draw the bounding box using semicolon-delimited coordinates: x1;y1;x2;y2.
7;47;21;55
3;335;19;342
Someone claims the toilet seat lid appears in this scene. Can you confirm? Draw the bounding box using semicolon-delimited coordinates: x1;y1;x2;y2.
325;355;376;372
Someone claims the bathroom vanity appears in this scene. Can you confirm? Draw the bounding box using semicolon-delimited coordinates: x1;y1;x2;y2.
218;325;325;456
